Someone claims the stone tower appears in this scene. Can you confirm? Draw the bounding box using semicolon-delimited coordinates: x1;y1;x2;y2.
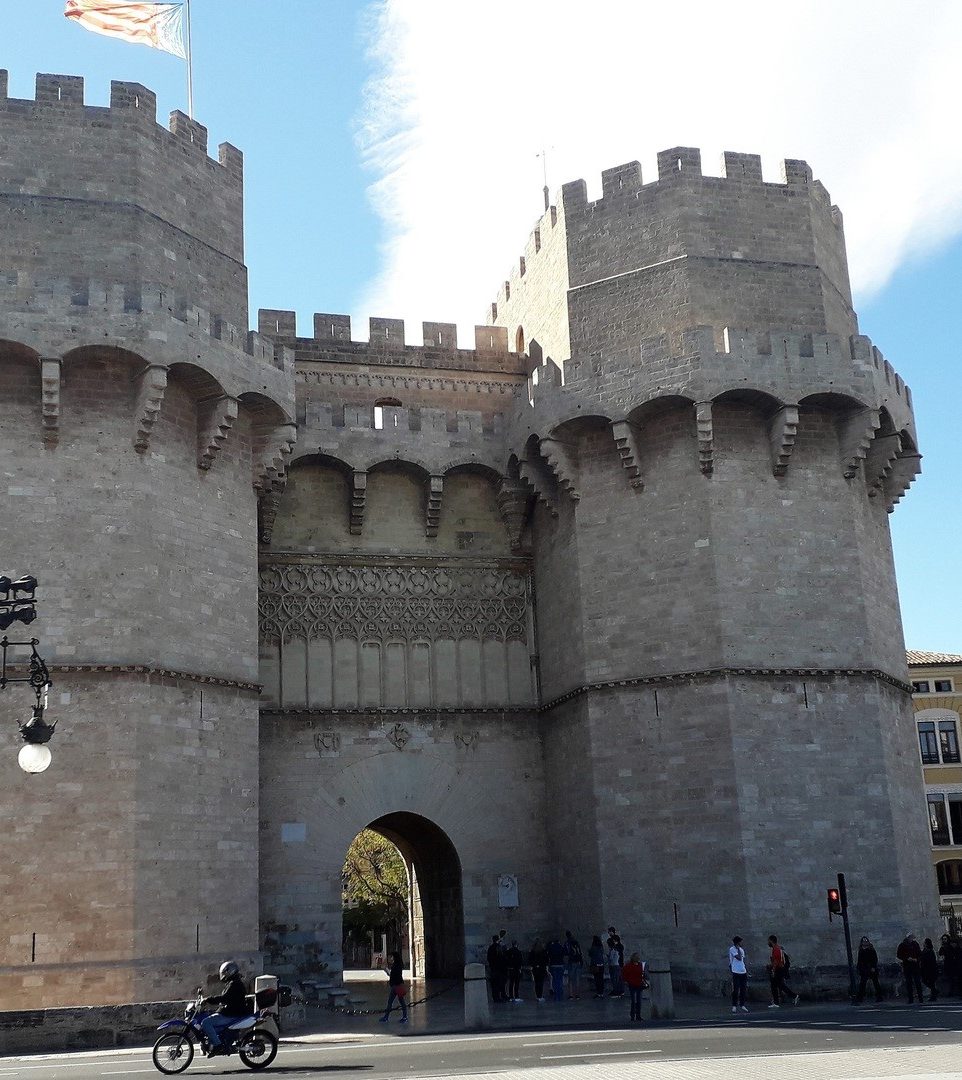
0;72;935;1010
0;74;294;1006
491;149;933;976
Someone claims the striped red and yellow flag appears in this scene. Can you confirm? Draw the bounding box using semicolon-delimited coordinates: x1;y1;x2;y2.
64;1;187;60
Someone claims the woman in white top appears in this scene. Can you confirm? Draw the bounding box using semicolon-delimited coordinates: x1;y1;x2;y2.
729;936;749;1012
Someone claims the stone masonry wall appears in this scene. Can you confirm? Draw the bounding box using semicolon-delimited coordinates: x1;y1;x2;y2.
0;73;247;327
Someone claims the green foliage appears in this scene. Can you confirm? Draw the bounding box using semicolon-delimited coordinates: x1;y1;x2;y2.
342;829;408;942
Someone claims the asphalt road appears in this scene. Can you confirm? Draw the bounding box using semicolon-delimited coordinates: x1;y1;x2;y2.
5;1003;962;1080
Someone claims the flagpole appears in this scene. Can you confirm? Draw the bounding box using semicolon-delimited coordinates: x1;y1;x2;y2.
185;0;194;118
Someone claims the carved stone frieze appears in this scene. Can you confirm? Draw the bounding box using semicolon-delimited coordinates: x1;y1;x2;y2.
259;560;530;645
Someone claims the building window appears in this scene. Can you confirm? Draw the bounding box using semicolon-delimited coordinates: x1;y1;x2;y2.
929;795;951;845
937;860;962;896
913;681;931;694
917;711;962;764
941;722;961;764
920;722;940;764
936;679;955;693
373;398;403;431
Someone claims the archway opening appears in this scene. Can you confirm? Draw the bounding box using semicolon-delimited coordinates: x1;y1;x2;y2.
341;812;464;980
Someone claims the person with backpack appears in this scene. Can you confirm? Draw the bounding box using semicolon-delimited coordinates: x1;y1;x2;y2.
565;930;584;999
767;935;799;1007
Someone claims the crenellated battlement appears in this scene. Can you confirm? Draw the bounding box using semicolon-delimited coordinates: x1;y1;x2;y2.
257;309;527;375
0;72;242;176
492;147;854;359
0;73;248;326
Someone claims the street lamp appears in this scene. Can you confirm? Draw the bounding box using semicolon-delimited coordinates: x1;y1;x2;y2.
0;575;55;774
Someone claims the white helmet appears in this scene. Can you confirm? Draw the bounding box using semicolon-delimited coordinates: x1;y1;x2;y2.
219;960;239;981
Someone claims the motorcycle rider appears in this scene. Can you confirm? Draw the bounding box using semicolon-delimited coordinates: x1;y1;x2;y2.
201;961;249;1054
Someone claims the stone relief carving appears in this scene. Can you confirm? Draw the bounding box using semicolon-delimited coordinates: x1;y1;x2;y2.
313;731;340;754
259;561;529;645
387;723;411;750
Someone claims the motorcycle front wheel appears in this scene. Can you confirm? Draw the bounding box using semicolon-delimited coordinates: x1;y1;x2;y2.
152;1031;195;1074
238;1029;278;1070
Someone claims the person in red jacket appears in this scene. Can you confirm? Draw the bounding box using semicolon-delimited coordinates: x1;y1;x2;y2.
621;952;647;1022
897;932;924;1003
767;935;799;1007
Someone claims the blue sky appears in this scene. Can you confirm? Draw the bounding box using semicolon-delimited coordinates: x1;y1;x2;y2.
7;1;962;653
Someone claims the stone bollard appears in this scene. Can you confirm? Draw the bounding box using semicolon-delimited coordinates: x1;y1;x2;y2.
464;962;491;1029
647;960;675;1020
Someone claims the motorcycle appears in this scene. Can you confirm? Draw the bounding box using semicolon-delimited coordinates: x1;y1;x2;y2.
151;986;280;1073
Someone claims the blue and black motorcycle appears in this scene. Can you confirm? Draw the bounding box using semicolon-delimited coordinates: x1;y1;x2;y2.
151;986;280;1073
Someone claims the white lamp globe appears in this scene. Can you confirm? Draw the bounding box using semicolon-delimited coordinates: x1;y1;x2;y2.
18;743;52;774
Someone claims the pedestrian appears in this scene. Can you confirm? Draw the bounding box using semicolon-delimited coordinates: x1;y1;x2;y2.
622;952;647;1022
565;930;584;998
766;935;799;1008
487;934;506;1003
379;951;408;1023
938;933;962;997
729;935;749;1013
506;940;524;1003
921;937;939;1002
588;934;606;998
855;936;882;1003
529;938;548;1003
607;934;624;997
896;932;924;1004
546;934;567;1002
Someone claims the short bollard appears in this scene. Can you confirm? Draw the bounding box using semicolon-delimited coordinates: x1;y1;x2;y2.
648;961;675;1020
464;962;491;1029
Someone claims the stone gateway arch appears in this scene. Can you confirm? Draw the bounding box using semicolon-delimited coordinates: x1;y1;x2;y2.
0;72;935;1008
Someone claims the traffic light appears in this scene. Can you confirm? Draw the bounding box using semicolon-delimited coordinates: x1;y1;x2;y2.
827;887;842;915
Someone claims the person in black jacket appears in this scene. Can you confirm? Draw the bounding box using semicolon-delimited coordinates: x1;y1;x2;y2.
938;933;962;997
379;952;408;1022
921;938;939;1002
201;961;249;1053
855;937;882;1003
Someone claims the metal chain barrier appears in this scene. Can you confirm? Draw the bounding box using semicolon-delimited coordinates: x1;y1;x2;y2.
295;979;460;1017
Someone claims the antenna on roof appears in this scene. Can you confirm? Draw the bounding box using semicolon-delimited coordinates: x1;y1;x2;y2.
536;147;554;212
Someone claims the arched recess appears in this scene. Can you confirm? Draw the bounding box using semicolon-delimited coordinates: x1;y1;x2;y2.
271;453;354;550
363;811;464;980
0;340;42;441
439;463;512;555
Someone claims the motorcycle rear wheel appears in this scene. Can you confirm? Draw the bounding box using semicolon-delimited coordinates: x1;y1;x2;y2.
238;1029;278;1070
152;1031;195;1074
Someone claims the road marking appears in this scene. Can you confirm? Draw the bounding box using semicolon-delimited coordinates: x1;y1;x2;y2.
541;1049;663;1060
522;1037;624;1047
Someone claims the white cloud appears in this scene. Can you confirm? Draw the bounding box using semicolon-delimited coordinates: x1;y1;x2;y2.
353;0;962;344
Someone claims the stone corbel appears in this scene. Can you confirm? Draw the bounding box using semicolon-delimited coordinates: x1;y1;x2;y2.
132;364;168;452
426;474;443;537
864;432;902;497
350;471;367;535
40;358;61;448
496;478;532;552
883;449;922;512
695;402;714;475
259;490;281;545
518;452;559;518
198;395;239;470
840;407;881;478
252;422;297;492
609;421;643;491
769;405;799;476
540;437;581;501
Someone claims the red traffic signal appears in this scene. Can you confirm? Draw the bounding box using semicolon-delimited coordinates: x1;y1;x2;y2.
827;887;842;915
